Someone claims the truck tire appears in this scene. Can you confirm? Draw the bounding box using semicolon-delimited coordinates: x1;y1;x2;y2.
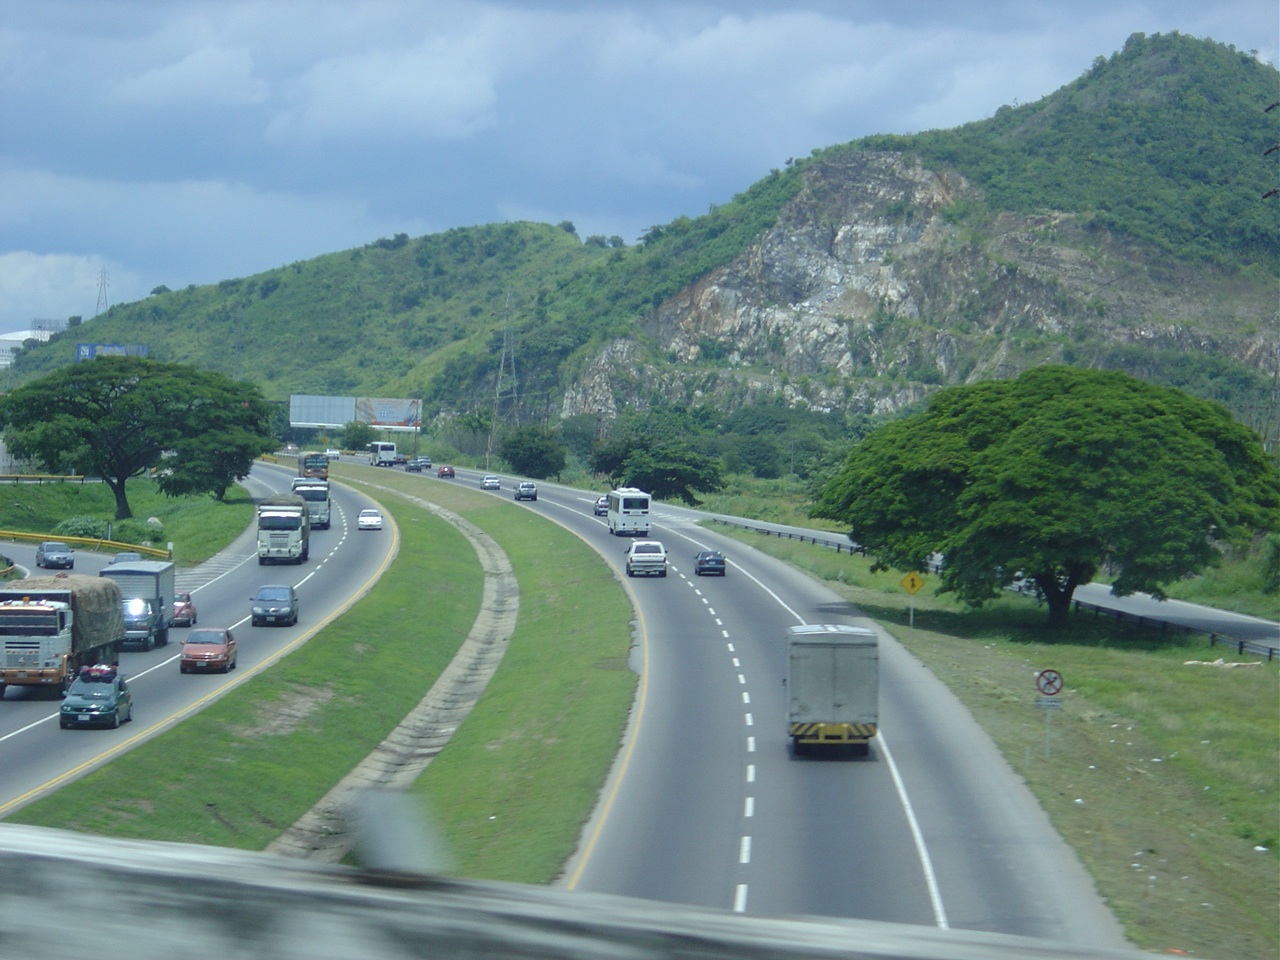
0;680;6;700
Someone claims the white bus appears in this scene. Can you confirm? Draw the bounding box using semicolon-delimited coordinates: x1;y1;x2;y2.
368;441;397;467
607;487;651;536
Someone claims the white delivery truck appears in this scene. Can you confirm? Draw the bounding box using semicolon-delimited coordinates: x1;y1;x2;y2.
786;623;879;757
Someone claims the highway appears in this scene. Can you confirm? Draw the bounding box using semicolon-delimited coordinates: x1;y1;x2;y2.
0;464;395;814
438;466;1130;952
0;461;1131;953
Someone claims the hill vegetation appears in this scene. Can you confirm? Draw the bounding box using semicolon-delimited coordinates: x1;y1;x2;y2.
7;32;1276;463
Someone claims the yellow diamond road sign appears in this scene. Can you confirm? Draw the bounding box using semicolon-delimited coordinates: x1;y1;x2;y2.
900;572;924;594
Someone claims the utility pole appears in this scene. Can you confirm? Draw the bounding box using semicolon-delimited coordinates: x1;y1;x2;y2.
486;296;519;468
94;267;109;315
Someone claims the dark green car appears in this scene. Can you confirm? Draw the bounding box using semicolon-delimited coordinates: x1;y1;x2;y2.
60;665;134;729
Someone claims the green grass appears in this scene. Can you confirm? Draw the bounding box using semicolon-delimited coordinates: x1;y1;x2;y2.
6;465;637;886
710;524;1279;960
0;478;254;566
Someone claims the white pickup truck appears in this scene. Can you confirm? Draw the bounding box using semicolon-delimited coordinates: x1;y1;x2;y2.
624;540;667;578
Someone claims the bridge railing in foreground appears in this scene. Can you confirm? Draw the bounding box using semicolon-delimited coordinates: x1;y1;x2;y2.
0;822;1154;960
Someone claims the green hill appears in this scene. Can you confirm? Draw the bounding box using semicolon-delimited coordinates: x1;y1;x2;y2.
9;32;1276;440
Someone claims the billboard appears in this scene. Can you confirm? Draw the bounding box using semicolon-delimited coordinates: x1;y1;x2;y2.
76;343;149;361
290;395;421;431
356;397;422;429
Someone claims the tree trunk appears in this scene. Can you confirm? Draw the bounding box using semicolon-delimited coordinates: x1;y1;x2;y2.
106;477;133;520
1036;574;1075;628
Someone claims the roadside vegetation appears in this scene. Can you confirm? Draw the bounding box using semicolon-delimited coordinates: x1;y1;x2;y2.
0;478;254;568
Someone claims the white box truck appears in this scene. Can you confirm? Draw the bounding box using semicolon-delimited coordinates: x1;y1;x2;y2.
787;623;879;757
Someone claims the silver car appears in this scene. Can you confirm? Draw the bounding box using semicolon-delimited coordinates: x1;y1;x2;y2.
35;541;74;569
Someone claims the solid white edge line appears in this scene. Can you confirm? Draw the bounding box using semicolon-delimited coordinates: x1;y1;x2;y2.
877;732;949;929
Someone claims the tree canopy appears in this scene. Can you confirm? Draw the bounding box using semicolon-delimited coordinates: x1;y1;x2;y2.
499;425;566;479
0;356;276;519
811;366;1280;625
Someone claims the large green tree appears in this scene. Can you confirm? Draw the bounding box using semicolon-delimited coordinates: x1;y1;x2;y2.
0;356;276;519
620;442;724;506
499;425;566;479
812;366;1280;625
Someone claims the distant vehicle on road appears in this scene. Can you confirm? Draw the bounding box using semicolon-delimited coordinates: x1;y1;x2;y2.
59;664;133;729
368;441;397;467
109;552;143;564
625;540;667;578
514;481;538;501
693;550;726;576
437;465;455;478
250;585;299;627
594;496;609;516
180;628;236;673
34;541;74;570
297;451;329;480
324;449;341;460
171;591;197;626
357;509;383;531
481;475;500;490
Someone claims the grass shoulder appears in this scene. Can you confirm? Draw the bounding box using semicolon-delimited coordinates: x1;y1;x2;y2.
711;524;1278;960
0;478;253;566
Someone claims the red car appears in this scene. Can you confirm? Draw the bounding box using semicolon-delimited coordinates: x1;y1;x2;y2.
172;591;197;627
437;465;455;478
180;628;237;674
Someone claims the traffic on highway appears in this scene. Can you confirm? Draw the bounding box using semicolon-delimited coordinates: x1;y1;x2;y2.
5;457;1242;957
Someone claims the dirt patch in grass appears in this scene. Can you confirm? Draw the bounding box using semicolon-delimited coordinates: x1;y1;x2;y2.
227;684;336;738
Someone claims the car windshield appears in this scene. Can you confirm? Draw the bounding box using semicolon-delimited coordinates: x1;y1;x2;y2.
185;631;225;644
67;681;114;699
43;542;68;551
175;593;191;603
256;588;291;601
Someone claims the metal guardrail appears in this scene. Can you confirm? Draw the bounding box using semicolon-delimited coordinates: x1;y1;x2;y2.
708;517;1276;658
0;474;90;484
1069;598;1277;660
0;529;171;560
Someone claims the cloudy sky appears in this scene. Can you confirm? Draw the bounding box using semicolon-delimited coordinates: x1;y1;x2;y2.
1;1;1275;334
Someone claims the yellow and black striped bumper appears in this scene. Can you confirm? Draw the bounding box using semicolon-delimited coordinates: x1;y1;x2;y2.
790;722;878;744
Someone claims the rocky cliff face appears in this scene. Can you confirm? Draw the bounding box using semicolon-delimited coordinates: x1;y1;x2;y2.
562;150;1276;419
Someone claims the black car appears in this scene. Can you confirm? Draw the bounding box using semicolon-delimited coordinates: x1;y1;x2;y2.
250;584;299;626
60;665;133;729
34;541;74;569
693;550;727;576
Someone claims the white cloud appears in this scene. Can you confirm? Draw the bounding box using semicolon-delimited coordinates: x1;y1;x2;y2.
111;43;268;107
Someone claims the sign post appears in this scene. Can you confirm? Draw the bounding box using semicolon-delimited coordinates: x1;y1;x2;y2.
1034;669;1064;758
900;572;924;627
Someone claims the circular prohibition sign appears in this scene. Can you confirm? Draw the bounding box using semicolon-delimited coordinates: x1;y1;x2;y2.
1036;669;1064;696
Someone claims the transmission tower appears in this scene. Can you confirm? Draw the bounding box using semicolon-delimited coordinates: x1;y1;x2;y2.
486;324;519;468
94;267;109;315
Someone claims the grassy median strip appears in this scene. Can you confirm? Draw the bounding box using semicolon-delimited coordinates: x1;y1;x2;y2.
712;524;1279;960
9;470;637;885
